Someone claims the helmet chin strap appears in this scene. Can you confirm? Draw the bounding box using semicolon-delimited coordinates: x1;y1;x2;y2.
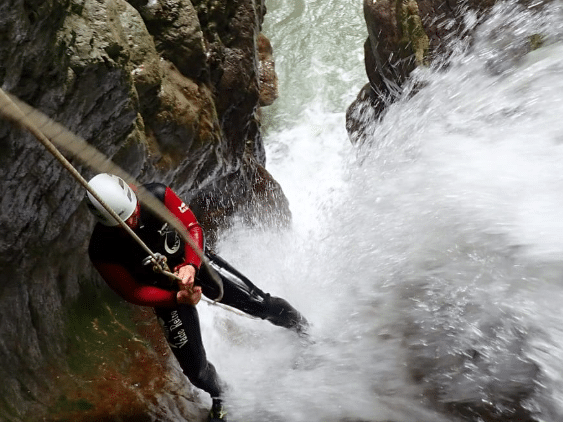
0;88;224;302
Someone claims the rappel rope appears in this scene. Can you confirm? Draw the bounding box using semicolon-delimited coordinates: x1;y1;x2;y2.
0;88;231;306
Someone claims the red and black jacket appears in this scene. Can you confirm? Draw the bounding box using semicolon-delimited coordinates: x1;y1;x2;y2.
88;183;203;308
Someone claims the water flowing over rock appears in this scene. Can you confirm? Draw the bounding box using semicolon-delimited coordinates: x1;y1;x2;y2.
0;0;286;420
346;0;552;147
346;1;560;421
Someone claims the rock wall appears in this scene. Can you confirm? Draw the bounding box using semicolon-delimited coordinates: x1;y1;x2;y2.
0;0;285;420
346;0;549;147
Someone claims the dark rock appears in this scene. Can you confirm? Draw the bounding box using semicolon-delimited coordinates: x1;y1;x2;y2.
0;0;285;420
346;0;553;145
190;152;291;248
128;0;207;80
257;32;278;107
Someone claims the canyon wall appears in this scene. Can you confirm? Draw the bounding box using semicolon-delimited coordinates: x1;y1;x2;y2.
0;0;286;420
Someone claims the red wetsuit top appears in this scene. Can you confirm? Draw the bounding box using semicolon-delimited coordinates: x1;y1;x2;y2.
88;183;203;308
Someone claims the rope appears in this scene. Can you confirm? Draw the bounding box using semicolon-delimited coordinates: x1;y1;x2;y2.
0;88;224;302
159;267;256;317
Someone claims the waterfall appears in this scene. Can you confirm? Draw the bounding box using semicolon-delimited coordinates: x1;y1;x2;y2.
197;1;563;421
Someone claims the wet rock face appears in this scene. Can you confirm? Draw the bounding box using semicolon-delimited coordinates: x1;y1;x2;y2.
0;0;285;420
257;32;278;107
131;0;207;80
346;0;549;146
347;0;484;146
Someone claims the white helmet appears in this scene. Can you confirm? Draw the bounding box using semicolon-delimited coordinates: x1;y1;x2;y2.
85;173;137;226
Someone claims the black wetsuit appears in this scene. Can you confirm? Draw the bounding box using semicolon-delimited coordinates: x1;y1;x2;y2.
89;183;307;399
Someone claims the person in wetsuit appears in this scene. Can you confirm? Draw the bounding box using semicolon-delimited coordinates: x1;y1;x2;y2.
85;173;308;422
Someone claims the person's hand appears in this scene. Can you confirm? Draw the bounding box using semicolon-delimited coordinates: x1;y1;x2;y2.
177;264;196;286
177;287;202;305
175;265;202;305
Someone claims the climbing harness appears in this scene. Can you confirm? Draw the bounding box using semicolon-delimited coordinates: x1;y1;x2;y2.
0;88;224;302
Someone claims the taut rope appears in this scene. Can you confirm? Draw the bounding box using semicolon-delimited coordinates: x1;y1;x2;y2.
0;88;224;302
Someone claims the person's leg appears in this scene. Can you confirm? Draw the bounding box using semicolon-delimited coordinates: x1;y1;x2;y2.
154;305;225;398
197;251;309;334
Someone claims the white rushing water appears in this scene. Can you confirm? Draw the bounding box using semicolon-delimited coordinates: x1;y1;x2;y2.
197;1;563;421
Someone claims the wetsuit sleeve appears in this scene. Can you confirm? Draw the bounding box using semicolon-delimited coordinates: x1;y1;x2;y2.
92;260;177;308
163;187;204;271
